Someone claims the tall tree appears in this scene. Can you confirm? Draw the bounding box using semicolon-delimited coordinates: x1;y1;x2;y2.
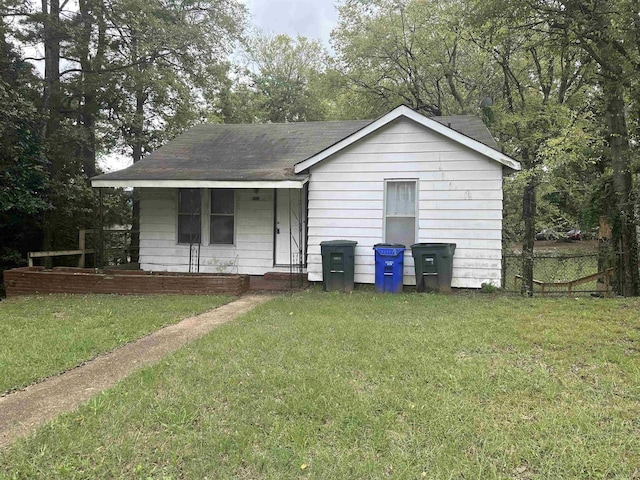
332;0;495;116
10;0;246;260
103;0;246;260
0;11;49;282
333;0;606;295
235;33;330;122
466;0;594;295
103;0;246;156
520;0;640;296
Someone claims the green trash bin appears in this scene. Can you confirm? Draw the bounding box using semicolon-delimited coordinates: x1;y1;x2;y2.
410;243;456;293
320;240;358;292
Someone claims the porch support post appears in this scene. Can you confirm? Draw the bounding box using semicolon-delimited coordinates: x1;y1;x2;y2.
99;188;104;269
289;187;293;287
298;187;304;287
78;229;86;268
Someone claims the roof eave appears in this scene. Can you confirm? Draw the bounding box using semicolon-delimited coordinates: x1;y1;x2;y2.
294;105;521;173
91;177;310;189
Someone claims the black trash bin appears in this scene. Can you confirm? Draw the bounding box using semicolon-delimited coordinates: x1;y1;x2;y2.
410;243;456;293
320;240;357;292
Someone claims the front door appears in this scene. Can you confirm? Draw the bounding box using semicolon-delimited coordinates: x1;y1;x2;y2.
275;189;306;266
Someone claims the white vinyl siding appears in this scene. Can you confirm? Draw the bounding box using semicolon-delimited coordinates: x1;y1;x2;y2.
138;187;275;274
306;117;504;288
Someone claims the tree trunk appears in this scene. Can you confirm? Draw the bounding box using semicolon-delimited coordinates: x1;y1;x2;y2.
129;30;145;264
79;89;98;179
521;173;537;296
129;90;145;263
77;0;105;180
596;215;614;295
603;76;639;296
41;0;61;259
40;0;60;144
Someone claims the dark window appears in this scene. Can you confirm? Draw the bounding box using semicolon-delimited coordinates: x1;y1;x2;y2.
178;189;201;244
210;189;234;244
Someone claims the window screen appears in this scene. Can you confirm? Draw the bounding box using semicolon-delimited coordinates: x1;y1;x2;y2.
385;180;416;247
210;189;234;244
178;189;201;244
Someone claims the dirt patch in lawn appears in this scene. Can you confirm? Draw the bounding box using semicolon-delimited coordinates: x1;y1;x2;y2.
0;293;273;450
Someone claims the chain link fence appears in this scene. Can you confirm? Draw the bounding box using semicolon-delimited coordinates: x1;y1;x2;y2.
502;251;615;296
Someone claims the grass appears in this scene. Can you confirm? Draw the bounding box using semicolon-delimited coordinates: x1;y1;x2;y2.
2;292;640;478
0;294;232;394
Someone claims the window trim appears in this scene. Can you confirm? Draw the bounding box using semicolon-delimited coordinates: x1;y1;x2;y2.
209;188;236;246
383;179;418;248
176;188;202;245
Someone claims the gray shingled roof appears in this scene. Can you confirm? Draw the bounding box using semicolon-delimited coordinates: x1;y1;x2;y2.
434;115;499;150
93;115;499;183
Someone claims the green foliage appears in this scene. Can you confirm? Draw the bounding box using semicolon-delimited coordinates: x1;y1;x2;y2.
97;0;247;157
0;23;49;281
0;122;48;216
0;35;48;217
496;101;604;238
333;0;495;116
479;282;500;293
1;0;247;274
226;33;333;123
330;0;616;252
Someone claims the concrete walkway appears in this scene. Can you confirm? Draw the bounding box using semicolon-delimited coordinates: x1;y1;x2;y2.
0;294;272;450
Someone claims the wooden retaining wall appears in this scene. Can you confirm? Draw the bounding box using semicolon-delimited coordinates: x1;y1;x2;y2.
4;267;250;297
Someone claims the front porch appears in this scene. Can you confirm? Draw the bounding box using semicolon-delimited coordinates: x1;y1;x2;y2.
90;180;308;279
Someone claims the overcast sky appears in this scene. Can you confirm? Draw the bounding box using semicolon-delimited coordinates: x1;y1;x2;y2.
242;0;338;47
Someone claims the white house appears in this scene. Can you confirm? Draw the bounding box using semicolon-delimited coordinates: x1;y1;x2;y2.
92;105;521;288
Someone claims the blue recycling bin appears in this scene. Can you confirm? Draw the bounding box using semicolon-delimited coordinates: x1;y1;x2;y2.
373;243;406;293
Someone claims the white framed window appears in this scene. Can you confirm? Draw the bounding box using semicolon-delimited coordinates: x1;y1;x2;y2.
384;179;417;247
210;189;235;244
177;188;201;244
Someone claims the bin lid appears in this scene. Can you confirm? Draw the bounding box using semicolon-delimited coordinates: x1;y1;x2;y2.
373;243;406;256
320;240;358;246
410;243;457;249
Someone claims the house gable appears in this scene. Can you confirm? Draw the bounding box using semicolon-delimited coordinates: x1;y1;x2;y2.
294;105;521;174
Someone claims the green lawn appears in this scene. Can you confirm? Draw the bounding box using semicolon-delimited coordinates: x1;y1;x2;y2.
2;292;640;478
0;294;232;394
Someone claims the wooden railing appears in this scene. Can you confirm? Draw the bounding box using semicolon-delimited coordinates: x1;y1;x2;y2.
28;230;94;268
27;228;137;268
